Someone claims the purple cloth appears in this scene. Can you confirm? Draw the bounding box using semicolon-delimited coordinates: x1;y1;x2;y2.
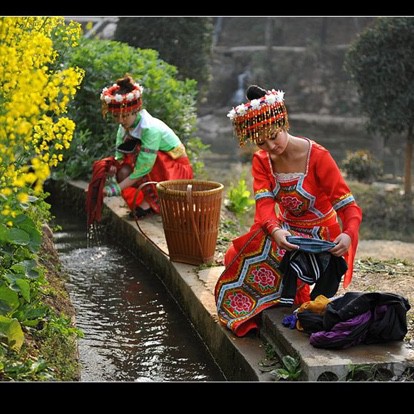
309;310;372;349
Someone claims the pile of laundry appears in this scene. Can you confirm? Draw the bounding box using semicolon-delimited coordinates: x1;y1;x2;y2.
282;292;410;349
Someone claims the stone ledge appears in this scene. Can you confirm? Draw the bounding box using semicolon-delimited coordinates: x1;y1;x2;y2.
262;307;414;381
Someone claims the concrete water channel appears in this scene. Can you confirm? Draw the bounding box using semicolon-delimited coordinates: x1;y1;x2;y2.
48;180;414;382
51;203;226;382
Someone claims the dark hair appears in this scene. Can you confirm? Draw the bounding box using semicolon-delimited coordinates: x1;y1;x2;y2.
116;74;135;95
246;85;267;100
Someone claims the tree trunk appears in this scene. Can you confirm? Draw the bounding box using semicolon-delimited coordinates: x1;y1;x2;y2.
404;124;413;197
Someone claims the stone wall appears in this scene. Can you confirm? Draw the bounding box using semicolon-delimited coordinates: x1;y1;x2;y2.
202;17;376;115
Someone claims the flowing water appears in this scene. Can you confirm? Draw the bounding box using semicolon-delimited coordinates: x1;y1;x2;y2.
51;204;226;382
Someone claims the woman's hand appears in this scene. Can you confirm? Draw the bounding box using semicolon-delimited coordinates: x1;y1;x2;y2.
329;233;351;256
108;165;117;176
271;228;299;251
103;182;121;197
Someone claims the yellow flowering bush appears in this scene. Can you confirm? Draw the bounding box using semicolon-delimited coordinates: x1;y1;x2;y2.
0;18;85;370
0;16;84;218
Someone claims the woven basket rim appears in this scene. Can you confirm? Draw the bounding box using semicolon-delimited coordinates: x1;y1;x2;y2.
156;179;224;196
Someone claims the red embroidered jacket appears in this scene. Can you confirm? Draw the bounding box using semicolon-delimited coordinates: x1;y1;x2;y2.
251;139;362;288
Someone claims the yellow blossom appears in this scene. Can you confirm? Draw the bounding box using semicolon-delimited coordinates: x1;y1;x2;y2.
0;16;84;213
1;188;12;196
17;192;29;204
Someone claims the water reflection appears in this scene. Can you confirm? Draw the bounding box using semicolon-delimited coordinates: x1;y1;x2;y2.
52;206;225;382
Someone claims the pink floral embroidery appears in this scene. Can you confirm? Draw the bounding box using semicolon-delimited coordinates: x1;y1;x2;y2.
281;196;302;210
252;267;275;288
229;292;253;313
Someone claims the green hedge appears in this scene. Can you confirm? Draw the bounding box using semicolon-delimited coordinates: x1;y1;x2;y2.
58;38;199;180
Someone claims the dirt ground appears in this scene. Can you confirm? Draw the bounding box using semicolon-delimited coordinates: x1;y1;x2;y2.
356;240;414;263
338;240;414;343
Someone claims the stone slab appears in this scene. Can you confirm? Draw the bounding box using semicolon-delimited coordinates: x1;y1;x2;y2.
262;307;414;381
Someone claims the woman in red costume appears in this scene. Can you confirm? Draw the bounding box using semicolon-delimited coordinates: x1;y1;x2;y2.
215;85;362;337
99;74;193;218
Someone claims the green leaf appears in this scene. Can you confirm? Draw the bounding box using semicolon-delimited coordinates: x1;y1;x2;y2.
16;304;48;323
9;228;30;246
4;273;22;284
15;279;31;302
0;286;20;314
282;355;301;373
0;224;9;243
270;368;290;380
21;319;41;327
28;233;42;252
0;315;24;352
9;215;41;252
29;359;47;374
11;259;40;280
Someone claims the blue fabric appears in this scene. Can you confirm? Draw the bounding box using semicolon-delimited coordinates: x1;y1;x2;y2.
282;313;298;329
286;236;336;253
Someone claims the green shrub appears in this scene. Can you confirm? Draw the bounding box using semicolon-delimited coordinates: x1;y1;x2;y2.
185;137;210;177
342;150;383;184
57;38;199;180
224;178;255;216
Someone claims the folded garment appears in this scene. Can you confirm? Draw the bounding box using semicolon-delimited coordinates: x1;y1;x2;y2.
286;236;336;253
116;139;139;153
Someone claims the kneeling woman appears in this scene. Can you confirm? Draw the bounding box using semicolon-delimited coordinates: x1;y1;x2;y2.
99;74;193;218
215;85;362;337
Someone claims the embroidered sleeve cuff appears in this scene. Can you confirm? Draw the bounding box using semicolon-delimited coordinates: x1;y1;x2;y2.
104;182;121;197
264;220;281;235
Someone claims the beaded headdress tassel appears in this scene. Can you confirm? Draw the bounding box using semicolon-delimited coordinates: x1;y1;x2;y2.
227;89;289;146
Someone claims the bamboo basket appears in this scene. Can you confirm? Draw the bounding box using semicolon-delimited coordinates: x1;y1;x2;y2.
156;179;224;265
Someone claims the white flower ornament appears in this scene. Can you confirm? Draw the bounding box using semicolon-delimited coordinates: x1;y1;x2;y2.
265;93;277;105
275;90;285;102
100;82;143;104
236;104;247;116
100;87;108;99
227;108;236;119
250;99;261;110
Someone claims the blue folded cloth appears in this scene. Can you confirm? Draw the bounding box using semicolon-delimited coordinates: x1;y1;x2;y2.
282;313;298;329
286;236;336;253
